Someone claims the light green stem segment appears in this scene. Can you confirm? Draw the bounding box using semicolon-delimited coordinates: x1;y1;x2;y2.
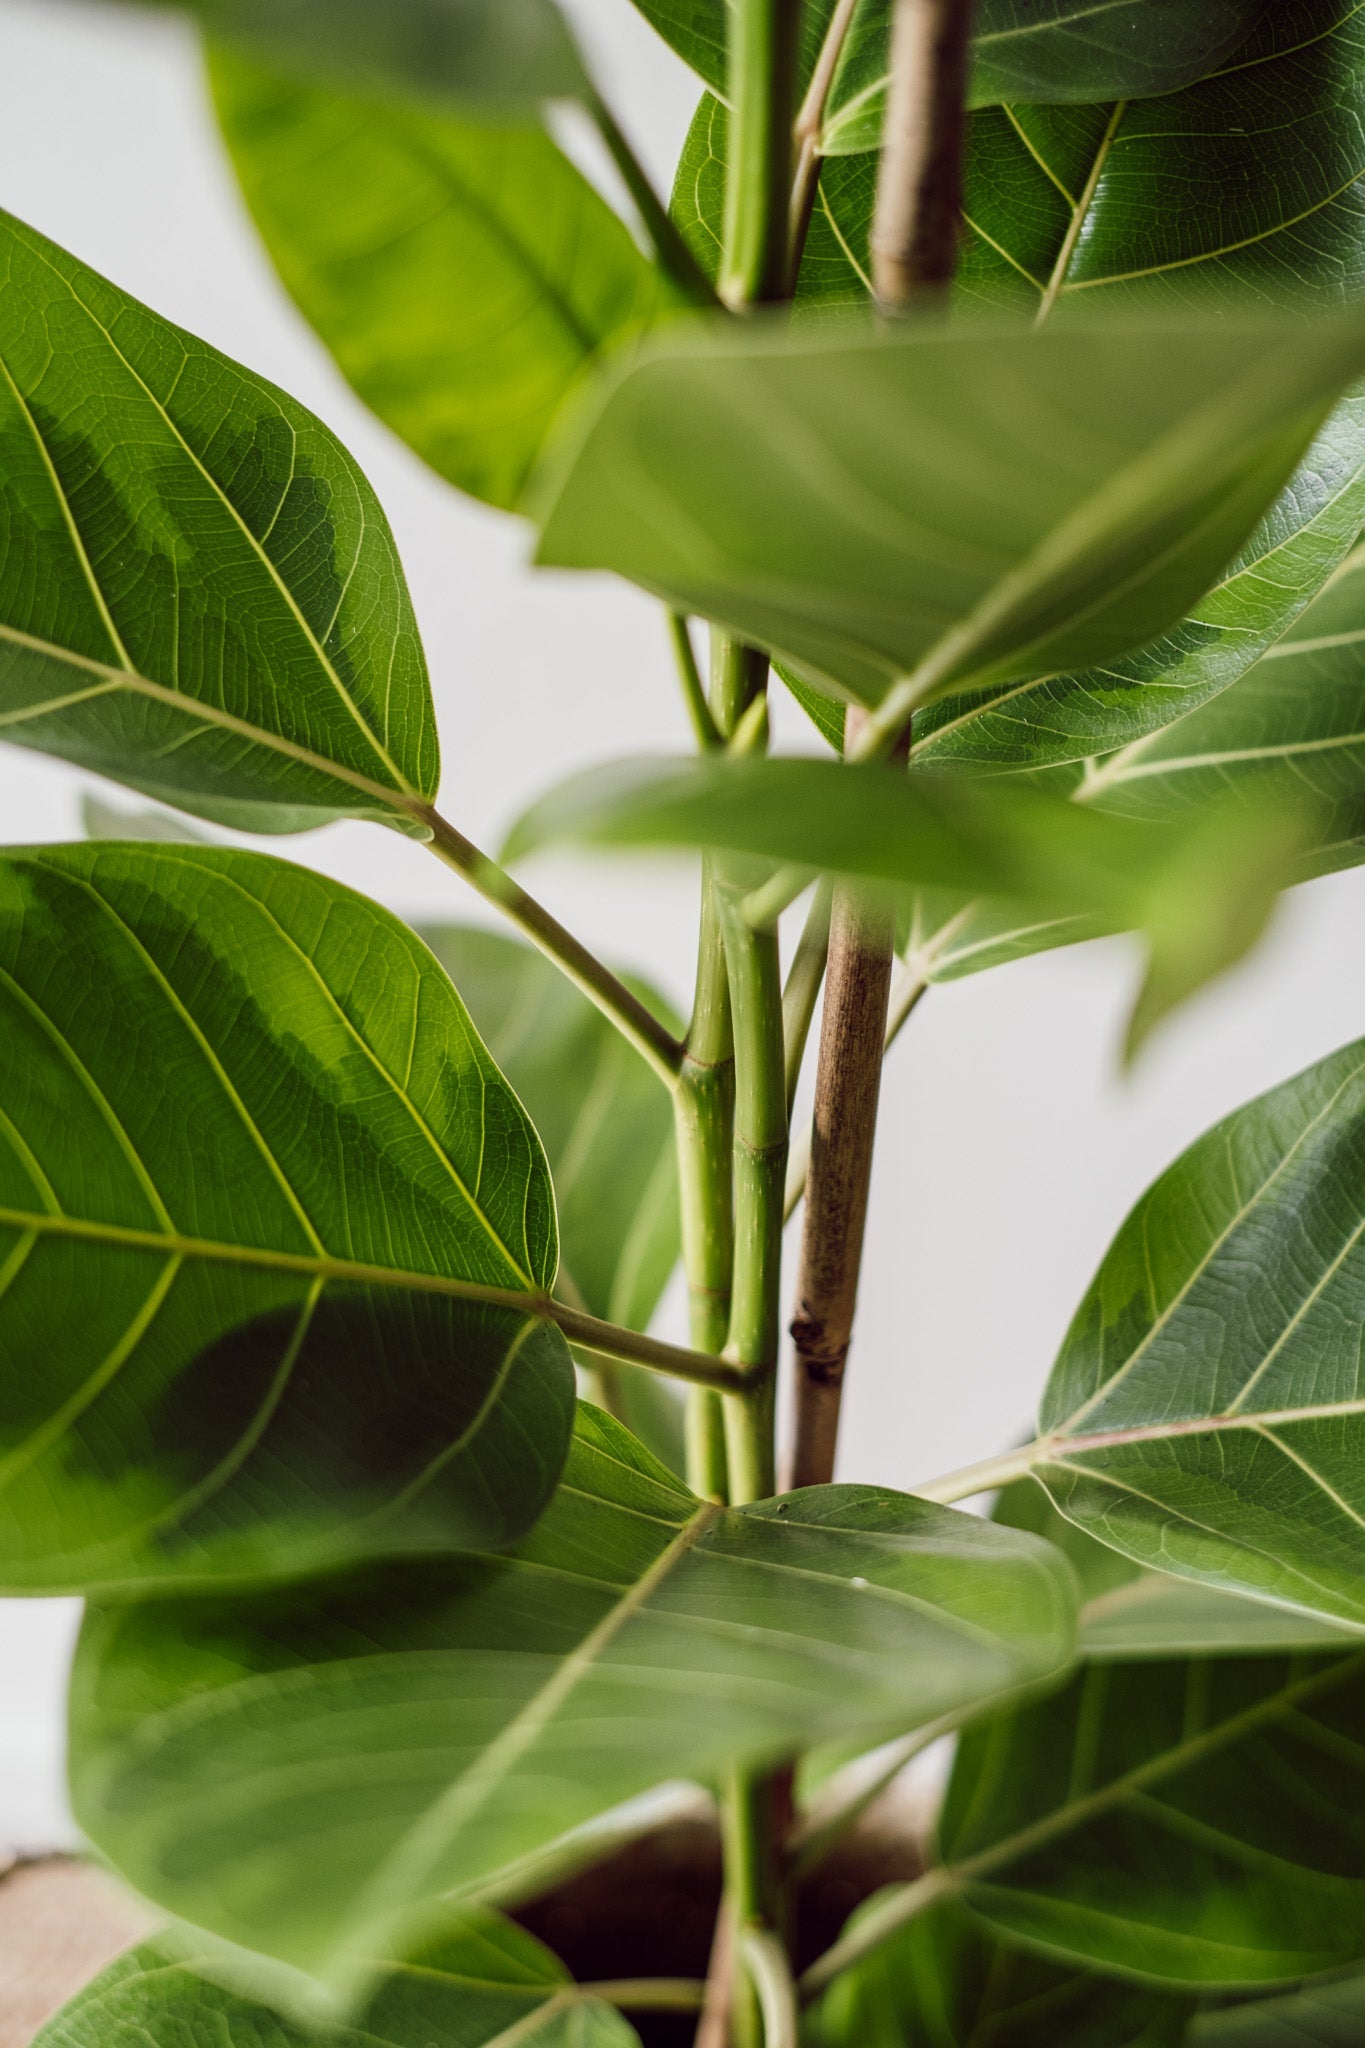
721;0;801;305
587;90;722;309
723;1766;789;2048
677;867;736;1501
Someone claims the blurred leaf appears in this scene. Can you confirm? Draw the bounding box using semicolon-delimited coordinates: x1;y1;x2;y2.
82;795;210;845
1193;1971;1365;2045
997;1480;1362;1660
71;1405;1077;1989
806;1899;1191;2048
631;0;1265;123
34;1916;641;2047
113;0;587;112
1024;1037;1365;1628
0;210;436;836
418;925;684;1471
533;312;1365;711
212;55;681;513
0;842;571;1593
935;1650;1365;1985
505;751;1316;1048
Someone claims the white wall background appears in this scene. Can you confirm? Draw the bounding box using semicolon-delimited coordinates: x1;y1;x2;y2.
2;0;1365;1851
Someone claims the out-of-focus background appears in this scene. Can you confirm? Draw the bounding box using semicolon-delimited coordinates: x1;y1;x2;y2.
2;0;1365;1855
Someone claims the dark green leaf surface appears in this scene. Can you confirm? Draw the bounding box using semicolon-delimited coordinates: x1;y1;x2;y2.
958;6;1365;317
212;55;680;512
998;1479;1361;1660
0;842;571;1594
937;1651;1365;1985
806;1900;1189;2048
71;1406;1077;1985
418;925;683;1467
1028;1037;1365;1627
533;312;1365;710
1194;1972;1365;2045
0;209;435;834
633;0;1264;122
823;0;1270;153
33;1917;641;2048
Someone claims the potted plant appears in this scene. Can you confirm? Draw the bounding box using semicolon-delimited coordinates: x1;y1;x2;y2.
4;0;1365;2042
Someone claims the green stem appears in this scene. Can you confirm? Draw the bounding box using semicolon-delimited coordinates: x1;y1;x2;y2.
677;866;736;1500
669;613;723;751
720;0;800;306
587;90;723;308
781;880;832;1116
423;807;684;1087
738;1927;799;2048
723;1767;788;2048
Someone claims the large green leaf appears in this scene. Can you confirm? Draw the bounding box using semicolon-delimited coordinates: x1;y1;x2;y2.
930;1650;1365;1986
110;0;588;111
33;1917;640;2048
417;925;683;1468
632;0;1264;120
0;209;436;835
1003;1037;1365;1629
1194;1972;1365;2045
997;1479;1362;1660
0;841;572;1594
71;1405;1077;1987
822;0;1270;153
532;312;1365;712
806;1900;1190;2048
211;55;681;513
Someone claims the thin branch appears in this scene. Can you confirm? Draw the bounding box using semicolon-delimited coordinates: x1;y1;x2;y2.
584;1979;708;2012
554;1300;755;1392
693;1904;737;2048
799;1868;957;2000
788;0;862;285
786;711;907;1490
742;861;814;932
910;1440;1041;1502
670;613;724;750
739;1927;799;2048
784;958;928;1222
869;0;973;307
422;805;685;1087
782;879;832;1115
587;89;724;308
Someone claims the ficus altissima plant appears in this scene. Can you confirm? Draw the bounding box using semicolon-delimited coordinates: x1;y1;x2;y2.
9;0;1365;2043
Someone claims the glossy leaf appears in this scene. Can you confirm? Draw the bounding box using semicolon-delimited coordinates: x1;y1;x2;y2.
113;0;587;111
806;1900;1189;2048
0;841;572;1594
997;1479;1361;1660
71;1406;1077;1986
417;925;683;1469
1020;1037;1365;1628
533;312;1365;711
823;0;1270;153
934;1649;1365;1985
212;55;680;512
0;209;435;835
1193;1972;1365;2045
33;1917;641;2048
632;0;1265;120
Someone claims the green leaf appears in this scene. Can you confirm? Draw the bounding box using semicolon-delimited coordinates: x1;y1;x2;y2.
0;209;436;836
532;312;1365;712
82;795;210;846
417;925;683;1469
34;1916;641;2048
935;1650;1365;1985
1018;1036;1365;1629
504;750;1317;1050
70;1405;1077;1988
823;0;1270;153
997;1479;1362;1660
0;841;572;1594
806;1900;1190;2048
958;7;1365;318
1193;1971;1365;2045
211;55;681;513
111;0;588;112
633;0;1265;121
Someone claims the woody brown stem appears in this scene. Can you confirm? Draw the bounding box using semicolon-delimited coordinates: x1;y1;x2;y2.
869;0;973;307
